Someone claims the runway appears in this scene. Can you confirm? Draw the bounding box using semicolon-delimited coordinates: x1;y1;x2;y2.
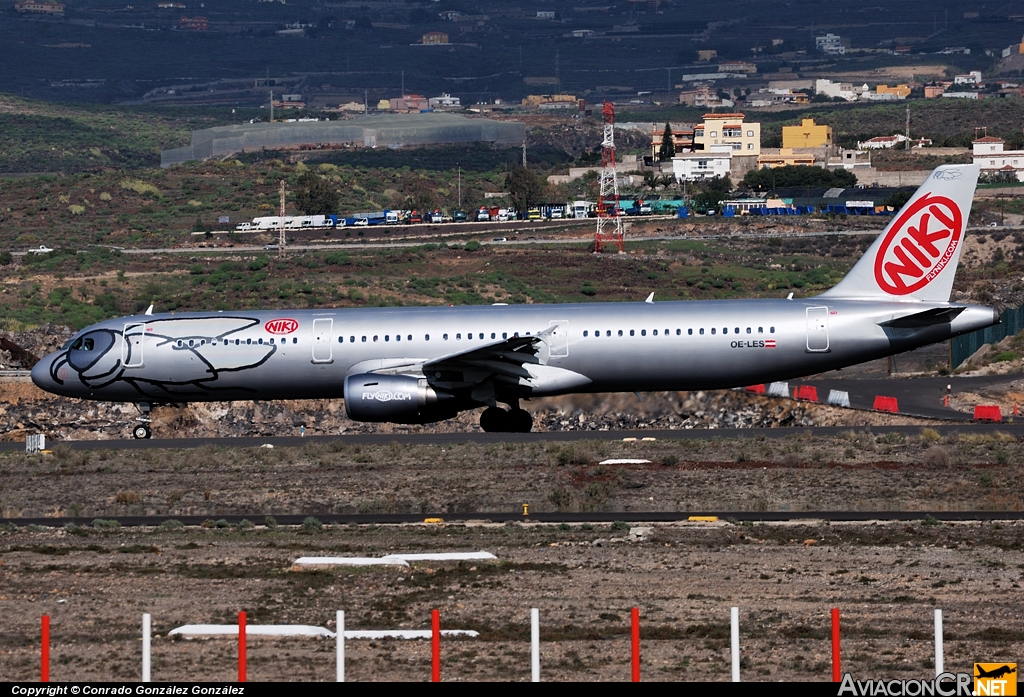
3;509;1022;528
1;421;1021;452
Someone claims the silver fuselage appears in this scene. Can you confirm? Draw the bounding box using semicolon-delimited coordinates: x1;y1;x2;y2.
31;297;998;403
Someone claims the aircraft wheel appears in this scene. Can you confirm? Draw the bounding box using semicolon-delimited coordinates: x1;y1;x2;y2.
509;408;533;433
479;407;508;433
132;424;152;440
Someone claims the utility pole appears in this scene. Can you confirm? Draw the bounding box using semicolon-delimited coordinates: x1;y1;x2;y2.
401;71;405;96
905;104;910;150
522;140;527;166
278;180;286;259
457;164;462;208
269;90;274;123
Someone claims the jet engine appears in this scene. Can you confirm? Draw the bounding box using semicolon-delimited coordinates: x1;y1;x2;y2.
343;373;458;424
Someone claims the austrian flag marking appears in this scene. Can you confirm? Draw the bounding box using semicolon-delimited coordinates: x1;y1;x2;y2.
765;340;776;348
873;193;963;296
264;318;299;334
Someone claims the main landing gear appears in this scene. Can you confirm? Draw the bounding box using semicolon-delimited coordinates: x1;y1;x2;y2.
132;402;152;439
479;406;533;433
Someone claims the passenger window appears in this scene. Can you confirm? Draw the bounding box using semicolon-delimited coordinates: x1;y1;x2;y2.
292;338;297;344
686;329;691;335
425;334;430;341
373;335;379;342
758;327;763;333
502;333;507;339
641;330;646;336
407;335;412;341
734;328;739;334
746;327;751;334
350;336;355;343
711;328;716;335
443;333;448;340
700;328;704;335
606;331;611;337
361;336;367;343
723;328;728;334
235;339;240;345
583;331;589;337
618;330;623;336
491;332;496;339
770;327;775;333
652;330;657;336
630;330;635;337
385;335;390;342
395;335;400;342
189;340;194;347
456;333;462;340
246;339;251;345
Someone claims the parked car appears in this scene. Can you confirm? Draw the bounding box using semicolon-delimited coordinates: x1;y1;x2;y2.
262;244;279;250
29;245;53;254
353;218;369;226
235;222;253;231
452;210;468;223
527;208;541;220
492;237;507;242
407;210;423;224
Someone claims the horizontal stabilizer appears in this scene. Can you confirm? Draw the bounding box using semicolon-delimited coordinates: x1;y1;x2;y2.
879;307;966;328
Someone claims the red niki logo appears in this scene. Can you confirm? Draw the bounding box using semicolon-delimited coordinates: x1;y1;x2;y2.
264;318;299;334
873;193;963;295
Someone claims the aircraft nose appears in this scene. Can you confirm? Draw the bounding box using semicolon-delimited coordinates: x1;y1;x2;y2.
31;354;58;392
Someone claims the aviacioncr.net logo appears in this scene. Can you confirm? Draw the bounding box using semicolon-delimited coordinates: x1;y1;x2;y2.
873;193;963;296
363;390;412;402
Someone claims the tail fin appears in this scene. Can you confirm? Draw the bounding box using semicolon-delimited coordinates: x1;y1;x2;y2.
821;164;979;302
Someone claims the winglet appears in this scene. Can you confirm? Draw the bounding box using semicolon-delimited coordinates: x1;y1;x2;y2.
144;304;154;316
645;292;654;304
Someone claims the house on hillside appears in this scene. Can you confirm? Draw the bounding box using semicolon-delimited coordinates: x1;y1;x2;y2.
973;136;1024;182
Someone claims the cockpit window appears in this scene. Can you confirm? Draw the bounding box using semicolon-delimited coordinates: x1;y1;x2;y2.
70;338;83;350
70;338;94;351
84;338;94;351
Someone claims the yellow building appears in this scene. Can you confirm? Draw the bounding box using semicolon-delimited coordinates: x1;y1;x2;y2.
697;49;718;61
693;113;760;155
422;31;449;44
876;84;911;98
758;148;816;169
781;118;833;149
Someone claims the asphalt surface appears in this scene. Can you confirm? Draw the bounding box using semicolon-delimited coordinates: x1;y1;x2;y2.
2;510;1021;528
789;374;1020;421
3;421;1023;452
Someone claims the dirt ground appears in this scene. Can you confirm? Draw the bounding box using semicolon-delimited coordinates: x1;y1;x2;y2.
0;434;1023;682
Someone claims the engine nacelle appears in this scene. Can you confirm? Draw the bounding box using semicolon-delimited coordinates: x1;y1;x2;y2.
343;373;457;424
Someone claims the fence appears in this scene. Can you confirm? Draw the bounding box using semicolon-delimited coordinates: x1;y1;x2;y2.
34;606;957;683
952;302;1024;368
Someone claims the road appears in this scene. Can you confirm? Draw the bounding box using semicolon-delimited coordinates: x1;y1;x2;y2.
3;421;1022;453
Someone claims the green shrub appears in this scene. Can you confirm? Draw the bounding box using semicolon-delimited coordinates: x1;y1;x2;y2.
464;240;481;252
91;518;121;532
302;516;323;532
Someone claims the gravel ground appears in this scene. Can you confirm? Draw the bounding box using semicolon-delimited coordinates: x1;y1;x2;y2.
0;433;1023;682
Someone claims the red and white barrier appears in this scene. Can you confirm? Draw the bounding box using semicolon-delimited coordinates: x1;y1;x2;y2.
973;405;1002;422
873;396;899;413
794;385;818;402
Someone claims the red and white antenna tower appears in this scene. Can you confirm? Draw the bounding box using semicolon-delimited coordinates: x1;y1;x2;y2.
594;101;624;253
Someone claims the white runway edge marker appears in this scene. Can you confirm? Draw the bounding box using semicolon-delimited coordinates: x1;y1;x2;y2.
167;624;480;640
731;607;740;683
336;611;344;683
142;613;151;683
294;551;498;567
934;609;944;676
531;608;540;683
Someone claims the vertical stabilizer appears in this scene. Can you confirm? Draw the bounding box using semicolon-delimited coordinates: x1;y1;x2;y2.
821;164;979;302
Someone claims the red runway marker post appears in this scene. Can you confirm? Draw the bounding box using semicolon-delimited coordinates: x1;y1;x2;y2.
831;608;841;682
238;611;246;682
41;615;50;682
431;609;441;682
631;607;640;682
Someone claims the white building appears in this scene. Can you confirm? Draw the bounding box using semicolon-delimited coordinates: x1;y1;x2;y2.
954;71;983;85
815;33;845;55
973;136;1024;182
814;79;860;102
672;148;732;182
428;93;461;108
857;134;907;150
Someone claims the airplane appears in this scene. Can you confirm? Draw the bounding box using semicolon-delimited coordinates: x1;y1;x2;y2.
31;164;998;439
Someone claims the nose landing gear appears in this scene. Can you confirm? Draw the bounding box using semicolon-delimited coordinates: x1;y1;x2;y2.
132;402;152;439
